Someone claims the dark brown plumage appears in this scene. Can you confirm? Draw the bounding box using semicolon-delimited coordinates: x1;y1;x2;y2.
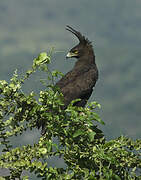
37;25;98;134
56;25;98;109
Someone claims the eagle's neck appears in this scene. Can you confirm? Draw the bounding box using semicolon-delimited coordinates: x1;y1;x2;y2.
74;53;96;70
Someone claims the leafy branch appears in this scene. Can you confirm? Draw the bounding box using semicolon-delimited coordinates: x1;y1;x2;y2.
0;52;140;180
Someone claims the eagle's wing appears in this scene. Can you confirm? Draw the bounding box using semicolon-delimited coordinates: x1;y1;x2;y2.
57;66;98;108
56;69;83;88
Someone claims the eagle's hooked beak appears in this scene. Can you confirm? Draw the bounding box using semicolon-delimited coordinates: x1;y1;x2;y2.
66;52;77;58
66;52;73;58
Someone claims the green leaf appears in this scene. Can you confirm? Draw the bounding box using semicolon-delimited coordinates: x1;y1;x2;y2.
33;52;50;68
93;112;105;125
22;176;29;180
73;129;85;138
88;131;96;142
39;148;47;155
0;177;6;180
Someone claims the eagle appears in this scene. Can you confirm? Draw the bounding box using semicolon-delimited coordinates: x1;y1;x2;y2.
37;25;98;134
56;25;98;109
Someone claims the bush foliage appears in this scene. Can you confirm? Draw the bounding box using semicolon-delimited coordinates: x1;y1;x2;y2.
0;52;141;179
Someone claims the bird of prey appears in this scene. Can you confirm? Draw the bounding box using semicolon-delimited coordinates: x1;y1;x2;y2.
37;25;98;134
56;25;98;109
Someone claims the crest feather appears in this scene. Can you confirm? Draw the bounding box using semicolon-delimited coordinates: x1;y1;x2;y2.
66;25;91;45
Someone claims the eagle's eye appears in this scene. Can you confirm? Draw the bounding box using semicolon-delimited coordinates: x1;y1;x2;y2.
73;50;78;54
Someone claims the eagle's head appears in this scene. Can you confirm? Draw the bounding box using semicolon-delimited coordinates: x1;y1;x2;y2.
66;25;93;59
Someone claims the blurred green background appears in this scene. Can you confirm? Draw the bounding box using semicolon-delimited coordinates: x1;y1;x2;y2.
0;1;141;176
